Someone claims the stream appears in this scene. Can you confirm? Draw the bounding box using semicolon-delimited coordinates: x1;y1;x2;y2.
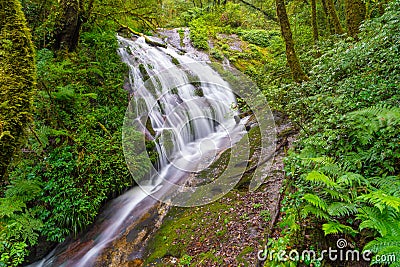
28;32;258;266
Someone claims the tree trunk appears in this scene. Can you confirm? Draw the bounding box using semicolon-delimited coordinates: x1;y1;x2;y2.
345;0;366;38
0;0;36;184
321;0;334;34
311;0;319;43
53;0;82;52
326;0;344;34
275;0;309;83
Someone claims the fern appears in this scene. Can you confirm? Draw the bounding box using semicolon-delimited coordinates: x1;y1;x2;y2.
322;188;351;202
359;190;400;212
0;198;26;218
347;105;400;146
364;235;400;266
368;175;400;197
303;193;328;211
357;206;395;236
327;202;358;217
5;179;42;202
306;171;337;188
322;221;357;235
337;172;370;187
301;204;330;220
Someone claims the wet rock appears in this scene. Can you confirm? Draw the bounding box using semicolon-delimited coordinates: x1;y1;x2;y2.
128;258;143;267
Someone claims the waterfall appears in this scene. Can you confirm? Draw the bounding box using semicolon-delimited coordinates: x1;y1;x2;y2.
29;34;248;267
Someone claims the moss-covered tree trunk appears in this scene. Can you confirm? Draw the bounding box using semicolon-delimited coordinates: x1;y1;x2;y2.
311;0;319;43
0;0;36;184
345;0;366;38
275;0;309;83
321;0;334;34
326;0;344;34
53;0;82;52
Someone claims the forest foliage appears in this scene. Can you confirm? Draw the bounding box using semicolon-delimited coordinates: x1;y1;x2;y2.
0;0;399;266
0;0;155;266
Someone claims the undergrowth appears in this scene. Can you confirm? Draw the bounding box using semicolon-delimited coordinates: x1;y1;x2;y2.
266;2;400;266
0;28;149;266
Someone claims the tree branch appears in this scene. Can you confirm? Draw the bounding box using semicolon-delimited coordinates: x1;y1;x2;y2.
237;0;278;23
114;20;167;48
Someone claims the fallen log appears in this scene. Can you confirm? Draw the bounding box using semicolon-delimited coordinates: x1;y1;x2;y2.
117;24;167;49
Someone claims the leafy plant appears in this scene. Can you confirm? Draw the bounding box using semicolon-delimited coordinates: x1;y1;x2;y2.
189;18;209;50
238;29;279;47
179;254;192;266
260;210;271;222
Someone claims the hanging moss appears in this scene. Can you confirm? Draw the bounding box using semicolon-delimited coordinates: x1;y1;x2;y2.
0;0;36;183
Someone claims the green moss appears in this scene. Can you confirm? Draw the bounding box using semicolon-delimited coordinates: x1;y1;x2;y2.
0;0;36;182
171;56;180;65
139;63;150;81
210;48;224;60
236;246;254;266
177;28;185;47
144;192;242;265
235;125;261;190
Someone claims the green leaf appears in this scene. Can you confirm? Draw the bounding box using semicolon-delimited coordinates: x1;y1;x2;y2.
322;222;357;235
327;202;358;217
0;198;26;218
359;190;400;212
306;171;337;188
303;193;328;211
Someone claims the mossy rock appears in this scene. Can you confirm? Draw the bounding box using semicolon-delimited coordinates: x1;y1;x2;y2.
139;64;150;81
144;192;241;265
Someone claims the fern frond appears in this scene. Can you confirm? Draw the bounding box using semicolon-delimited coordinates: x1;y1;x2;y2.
386;221;400;237
305;157;335;165
347;105;400;146
319;162;342;178
301;204;330;220
306;171;337;188
0;198;26;218
348;105;400;124
3;212;43;246
322;221;357;235
327;202;358;217
359;190;400;212
322;188;351;202
5;179;42;202
338;172;369;187
303;193;328;211
369;176;400;197
357;206;392;236
364;235;400;257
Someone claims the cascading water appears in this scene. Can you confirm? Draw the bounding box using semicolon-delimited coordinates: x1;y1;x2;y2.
29;34;248;267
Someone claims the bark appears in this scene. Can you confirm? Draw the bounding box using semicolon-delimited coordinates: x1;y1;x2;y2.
275;0;309;83
238;0;278;23
326;0;344;34
345;0;366;38
311;0;319;43
321;0;334;34
53;0;82;52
